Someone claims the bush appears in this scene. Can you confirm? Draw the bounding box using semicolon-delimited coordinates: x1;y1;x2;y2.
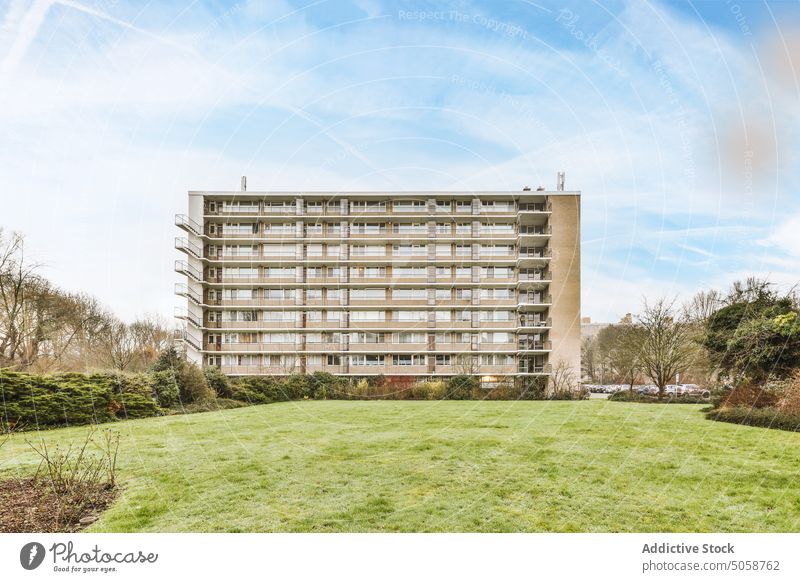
776;371;800;415
150;371;180;408
609;391;709;404
204;367;232;398
0;369;163;431
706;406;800;432
152;347;214;403
717;380;780;410
447;375;479;400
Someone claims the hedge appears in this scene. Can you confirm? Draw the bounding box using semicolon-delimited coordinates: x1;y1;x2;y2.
0;369;162;431
705;407;800;432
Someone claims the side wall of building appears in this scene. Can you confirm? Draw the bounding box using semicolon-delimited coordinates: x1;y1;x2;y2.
547;194;581;384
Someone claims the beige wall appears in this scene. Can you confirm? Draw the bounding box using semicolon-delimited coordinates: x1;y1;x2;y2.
548;194;581;383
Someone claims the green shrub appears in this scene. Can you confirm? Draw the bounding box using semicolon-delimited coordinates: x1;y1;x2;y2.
0;369;163;430
150;371;180;407
447;375;479;400
204;367;232;398
170;398;248;415
152;347;214;403
609;391;709;404
706;406;800;432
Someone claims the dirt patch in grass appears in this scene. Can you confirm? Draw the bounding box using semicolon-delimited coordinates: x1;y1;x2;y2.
0;477;117;533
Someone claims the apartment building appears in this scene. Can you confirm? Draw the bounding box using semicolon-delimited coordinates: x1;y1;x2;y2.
175;176;580;386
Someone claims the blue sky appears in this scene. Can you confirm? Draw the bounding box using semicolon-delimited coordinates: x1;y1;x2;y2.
0;0;798;322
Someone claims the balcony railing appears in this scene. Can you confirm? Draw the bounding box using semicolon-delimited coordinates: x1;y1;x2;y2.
519;202;551;212
518;247;552;258
174;329;201;350
518;226;552;236
519;294;552;305
518;317;552;328
519;270;551;282
517;340;552;351
517;363;552;374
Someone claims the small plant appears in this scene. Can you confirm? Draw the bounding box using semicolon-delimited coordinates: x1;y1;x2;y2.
27;428;120;527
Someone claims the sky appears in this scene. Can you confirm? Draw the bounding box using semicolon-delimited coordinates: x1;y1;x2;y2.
0;0;798;323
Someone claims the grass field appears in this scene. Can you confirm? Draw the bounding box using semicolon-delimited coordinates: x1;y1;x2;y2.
2;400;800;532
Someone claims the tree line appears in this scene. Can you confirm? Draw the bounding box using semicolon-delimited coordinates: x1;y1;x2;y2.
0;230;172;373
582;277;800;397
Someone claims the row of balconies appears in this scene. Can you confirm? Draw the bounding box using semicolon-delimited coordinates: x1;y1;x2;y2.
176;215;552;239
214;364;548;376
193;318;552;330
203;342;551;353
198;199;550;218
175;284;550;308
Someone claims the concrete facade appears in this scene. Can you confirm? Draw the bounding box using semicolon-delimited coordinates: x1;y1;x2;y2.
175;181;581;385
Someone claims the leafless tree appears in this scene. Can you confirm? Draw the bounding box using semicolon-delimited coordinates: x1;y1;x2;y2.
550;358;578;396
454;353;478;375
637;298;696;398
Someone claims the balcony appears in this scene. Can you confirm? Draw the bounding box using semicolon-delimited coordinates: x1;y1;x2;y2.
517;363;552;374
519;202;551;212
175;237;203;259
518;316;552;329
174;260;202;281
518;270;551;282
518;247;551;259
517;340;552;351
175;214;203;236
518;226;552;236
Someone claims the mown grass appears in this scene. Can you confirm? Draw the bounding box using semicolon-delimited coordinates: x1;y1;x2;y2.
1;400;799;532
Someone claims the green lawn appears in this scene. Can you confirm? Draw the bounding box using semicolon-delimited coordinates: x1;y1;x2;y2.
2;400;799;532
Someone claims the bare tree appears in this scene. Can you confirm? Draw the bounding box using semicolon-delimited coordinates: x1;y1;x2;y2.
682;289;723;323
99;318;138;371
550;359;578;396
454;353;478;375
637;298;696;398
609;323;645;392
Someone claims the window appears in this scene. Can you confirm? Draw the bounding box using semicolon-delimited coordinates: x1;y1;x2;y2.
350;355;385;366
351;245;385;256
222;201;260;213
455;267;471;278
263;244;295;257
263;223;293;235
397;311;426;322
306;244;323;256
223;267;259;278
455;201;472;213
436;200;451;212
392;288;426;300
393;267;425;277
223;245;258;257
393;244;427;256
223;289;253;300
393;223;426;234
351;223;385;234
436;244;451;256
455;310;471;322
482;266;512;279
306;267;322;278
436;223;451;234
306;289;322;300
327;355;341;366
480;245;514;256
435;354;451;366
395;332;426;343
327;245;340;257
305;224;323;235
262;311;296;322
351;201;385;212
264;267;294;277
350;332;385;343
263;333;296;343
350;311;385;322
435;289;451;300
327;289;341;300
351;288;386;300
323;333;342;343
393;354;426;366
326;311;342;322
221;223;258;235
307;355;323;366
221;311;258;322
456;223;471;232
327;267;342;276
480;332;512;343
456;289;472;300
435;332;452;343
435;311;452;321
480;310;512;321
306;311;322;322
350;267;385;278
265;289;295;300
480;288;513;299
455;245;471;257
306;333;322;343
436;267;451;277
305;202;323;213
